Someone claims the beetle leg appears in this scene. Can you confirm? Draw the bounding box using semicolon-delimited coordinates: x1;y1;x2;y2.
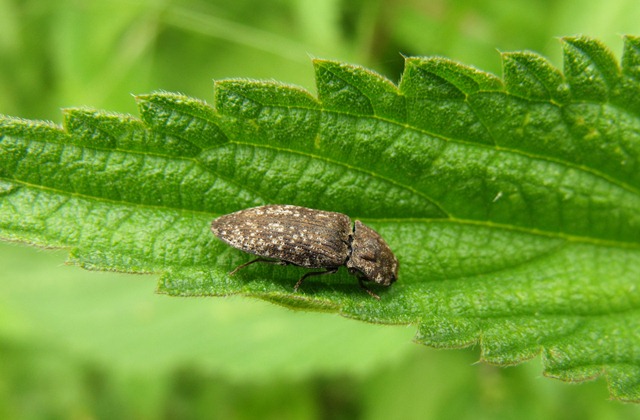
229;257;287;276
294;268;339;292
358;278;381;300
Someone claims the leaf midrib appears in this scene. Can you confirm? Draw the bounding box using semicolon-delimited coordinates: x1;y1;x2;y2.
2;176;638;251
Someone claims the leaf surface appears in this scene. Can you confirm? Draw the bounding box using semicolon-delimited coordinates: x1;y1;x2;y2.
1;36;639;401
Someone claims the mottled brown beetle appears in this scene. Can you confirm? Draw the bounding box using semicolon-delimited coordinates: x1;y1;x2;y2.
210;205;398;299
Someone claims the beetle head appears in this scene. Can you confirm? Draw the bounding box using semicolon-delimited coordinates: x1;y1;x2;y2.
346;221;398;286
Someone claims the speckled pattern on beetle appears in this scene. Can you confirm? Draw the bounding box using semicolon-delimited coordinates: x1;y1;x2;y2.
210;205;398;299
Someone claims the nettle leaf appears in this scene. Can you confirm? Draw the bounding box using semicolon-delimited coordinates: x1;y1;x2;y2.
1;35;640;401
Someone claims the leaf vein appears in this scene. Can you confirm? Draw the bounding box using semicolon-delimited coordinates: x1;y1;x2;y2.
301;105;640;197
226;140;452;218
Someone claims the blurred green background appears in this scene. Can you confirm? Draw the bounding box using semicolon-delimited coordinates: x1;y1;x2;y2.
1;0;640;418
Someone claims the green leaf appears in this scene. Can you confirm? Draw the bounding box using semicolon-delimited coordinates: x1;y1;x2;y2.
1;35;640;401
